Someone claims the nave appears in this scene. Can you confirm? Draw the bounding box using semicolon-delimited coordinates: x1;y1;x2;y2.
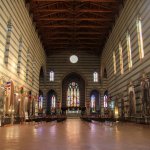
0;0;150;149
0;119;150;150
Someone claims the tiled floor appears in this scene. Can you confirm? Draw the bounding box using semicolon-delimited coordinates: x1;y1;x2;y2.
0;119;150;150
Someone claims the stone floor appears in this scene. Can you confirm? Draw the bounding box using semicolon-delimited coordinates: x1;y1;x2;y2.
0;119;150;150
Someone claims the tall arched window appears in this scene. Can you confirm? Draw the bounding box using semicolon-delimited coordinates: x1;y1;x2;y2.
51;95;56;108
104;90;108;108
50;71;54;81
32;60;36;85
113;51;117;74
67;82;79;107
126;32;132;70
119;43;124;74
93;72;98;82
91;95;96;112
4;20;12;64
17;37;23;74
26;49;30;81
38;95;43;109
136;18;144;59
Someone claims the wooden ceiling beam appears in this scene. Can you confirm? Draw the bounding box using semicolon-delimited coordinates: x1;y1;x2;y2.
31;0;120;2
38;28;109;33
37;18;113;21
34;11;115;19
26;0;122;55
46;46;100;48
39;25;110;28
34;9;113;13
42;36;106;39
42;38;103;42
45;43;102;45
41;31;106;35
46;49;100;55
46;47;101;50
36;22;112;27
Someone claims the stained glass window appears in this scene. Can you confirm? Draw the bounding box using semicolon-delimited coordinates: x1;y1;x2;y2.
113;51;117;74
93;72;98;82
91;95;96;112
67;82;80;107
104;95;108;108
51;95;56;108
38;95;43;109
17;37;23;74
136;18;144;59
126;32;132;70
26;49;30;81
119;43;124;74
50;71;54;81
4;20;12;64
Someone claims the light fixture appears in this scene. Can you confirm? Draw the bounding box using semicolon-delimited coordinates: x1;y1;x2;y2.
70;55;78;63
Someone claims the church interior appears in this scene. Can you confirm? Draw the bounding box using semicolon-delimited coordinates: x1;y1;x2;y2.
0;0;150;149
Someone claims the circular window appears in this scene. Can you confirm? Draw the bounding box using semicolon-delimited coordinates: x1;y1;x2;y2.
70;55;78;63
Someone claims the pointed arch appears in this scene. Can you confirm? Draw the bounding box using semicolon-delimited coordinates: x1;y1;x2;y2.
47;89;57;114
62;72;85;108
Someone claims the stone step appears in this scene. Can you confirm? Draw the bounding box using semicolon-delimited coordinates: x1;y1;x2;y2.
67;117;80;119
67;113;81;119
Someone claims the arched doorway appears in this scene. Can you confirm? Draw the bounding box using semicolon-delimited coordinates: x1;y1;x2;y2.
47;90;57;114
62;72;85;111
90;90;100;113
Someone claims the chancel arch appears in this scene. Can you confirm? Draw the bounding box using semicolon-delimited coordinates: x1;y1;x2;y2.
62;72;85;109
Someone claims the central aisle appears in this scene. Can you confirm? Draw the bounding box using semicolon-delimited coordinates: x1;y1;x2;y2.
0;119;150;150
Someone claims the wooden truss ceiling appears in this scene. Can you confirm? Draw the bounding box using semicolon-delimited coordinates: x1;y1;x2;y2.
26;0;124;55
